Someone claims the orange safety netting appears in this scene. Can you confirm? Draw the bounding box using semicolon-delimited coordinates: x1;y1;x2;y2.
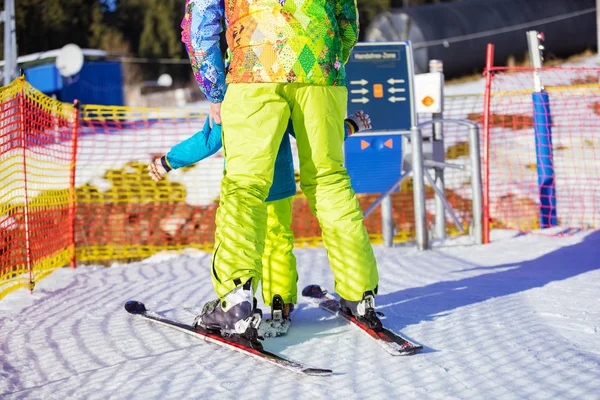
75;98;485;262
1;78;487;298
0;78;77;298
1;77;510;299
482;66;600;234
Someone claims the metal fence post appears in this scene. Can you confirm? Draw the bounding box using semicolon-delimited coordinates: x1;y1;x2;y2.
411;126;428;250
468;124;483;244
429;60;446;241
381;195;394;247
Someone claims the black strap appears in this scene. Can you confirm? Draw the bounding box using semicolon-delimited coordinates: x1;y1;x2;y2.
346;118;360;133
160;156;172;172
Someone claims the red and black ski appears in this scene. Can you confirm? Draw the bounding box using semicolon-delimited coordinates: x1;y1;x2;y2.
124;301;332;376
302;285;423;356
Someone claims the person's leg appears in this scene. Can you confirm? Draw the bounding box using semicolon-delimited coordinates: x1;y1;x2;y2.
212;83;291;296
288;84;379;303
199;83;290;334
261;197;297;307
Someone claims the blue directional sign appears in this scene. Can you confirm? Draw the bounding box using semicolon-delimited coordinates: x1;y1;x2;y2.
345;42;415;132
344;42;415;194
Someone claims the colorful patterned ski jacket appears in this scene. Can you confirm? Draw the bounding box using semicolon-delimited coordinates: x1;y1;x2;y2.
181;0;359;103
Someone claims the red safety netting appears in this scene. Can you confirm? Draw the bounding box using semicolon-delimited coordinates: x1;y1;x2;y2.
482;64;600;237
0;78;77;298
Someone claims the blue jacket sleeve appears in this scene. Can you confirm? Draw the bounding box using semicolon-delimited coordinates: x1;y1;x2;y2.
181;0;226;103
164;117;223;170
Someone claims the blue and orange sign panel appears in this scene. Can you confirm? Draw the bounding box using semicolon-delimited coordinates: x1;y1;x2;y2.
345;135;403;194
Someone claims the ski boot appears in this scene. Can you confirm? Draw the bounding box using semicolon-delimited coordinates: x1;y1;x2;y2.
339;290;383;332
193;279;263;349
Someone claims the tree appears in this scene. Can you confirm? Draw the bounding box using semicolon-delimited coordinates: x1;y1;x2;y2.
13;0;97;56
358;0;392;24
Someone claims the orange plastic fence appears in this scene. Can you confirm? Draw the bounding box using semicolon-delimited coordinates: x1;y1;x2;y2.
0;78;77;298
2;65;598;298
0;79;488;298
21;73;588;300
482;66;600;234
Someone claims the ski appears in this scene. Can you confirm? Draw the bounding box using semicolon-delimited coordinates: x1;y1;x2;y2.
302;285;423;356
124;300;332;376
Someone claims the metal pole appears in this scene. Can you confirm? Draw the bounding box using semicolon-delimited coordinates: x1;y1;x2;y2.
411;126;428;250
526;31;543;92
424;169;464;233
469;125;483;245
381;195;394;247
429;59;446;240
527;31;557;228
9;0;15;77
3;0;12;85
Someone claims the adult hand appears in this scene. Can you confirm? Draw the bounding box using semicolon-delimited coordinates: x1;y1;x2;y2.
210;102;222;128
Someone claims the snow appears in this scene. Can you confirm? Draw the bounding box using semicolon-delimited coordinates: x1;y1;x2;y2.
1;230;599;399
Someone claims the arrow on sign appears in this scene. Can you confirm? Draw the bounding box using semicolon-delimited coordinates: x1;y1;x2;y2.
350;79;368;86
351;97;370;104
388;97;406;103
351;88;369;95
388;87;406;93
387;78;405;85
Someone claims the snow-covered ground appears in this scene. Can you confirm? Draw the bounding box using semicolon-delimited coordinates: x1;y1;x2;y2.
1;229;599;399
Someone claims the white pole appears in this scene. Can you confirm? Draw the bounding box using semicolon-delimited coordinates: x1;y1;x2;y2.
381;195;394;247
597;0;600;54
526;30;544;92
3;0;16;85
3;0;11;85
411;126;428;251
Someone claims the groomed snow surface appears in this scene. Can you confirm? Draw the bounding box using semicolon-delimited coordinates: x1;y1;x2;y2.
1;229;599;399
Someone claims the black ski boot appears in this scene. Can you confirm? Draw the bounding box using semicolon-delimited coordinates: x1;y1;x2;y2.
339;290;383;332
193;279;263;348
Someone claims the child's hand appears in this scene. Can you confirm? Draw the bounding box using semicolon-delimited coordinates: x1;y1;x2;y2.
148;158;168;182
209;102;222;128
349;110;372;131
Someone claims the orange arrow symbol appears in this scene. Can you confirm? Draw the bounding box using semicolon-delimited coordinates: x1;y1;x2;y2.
361;140;370;150
384;139;393;148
